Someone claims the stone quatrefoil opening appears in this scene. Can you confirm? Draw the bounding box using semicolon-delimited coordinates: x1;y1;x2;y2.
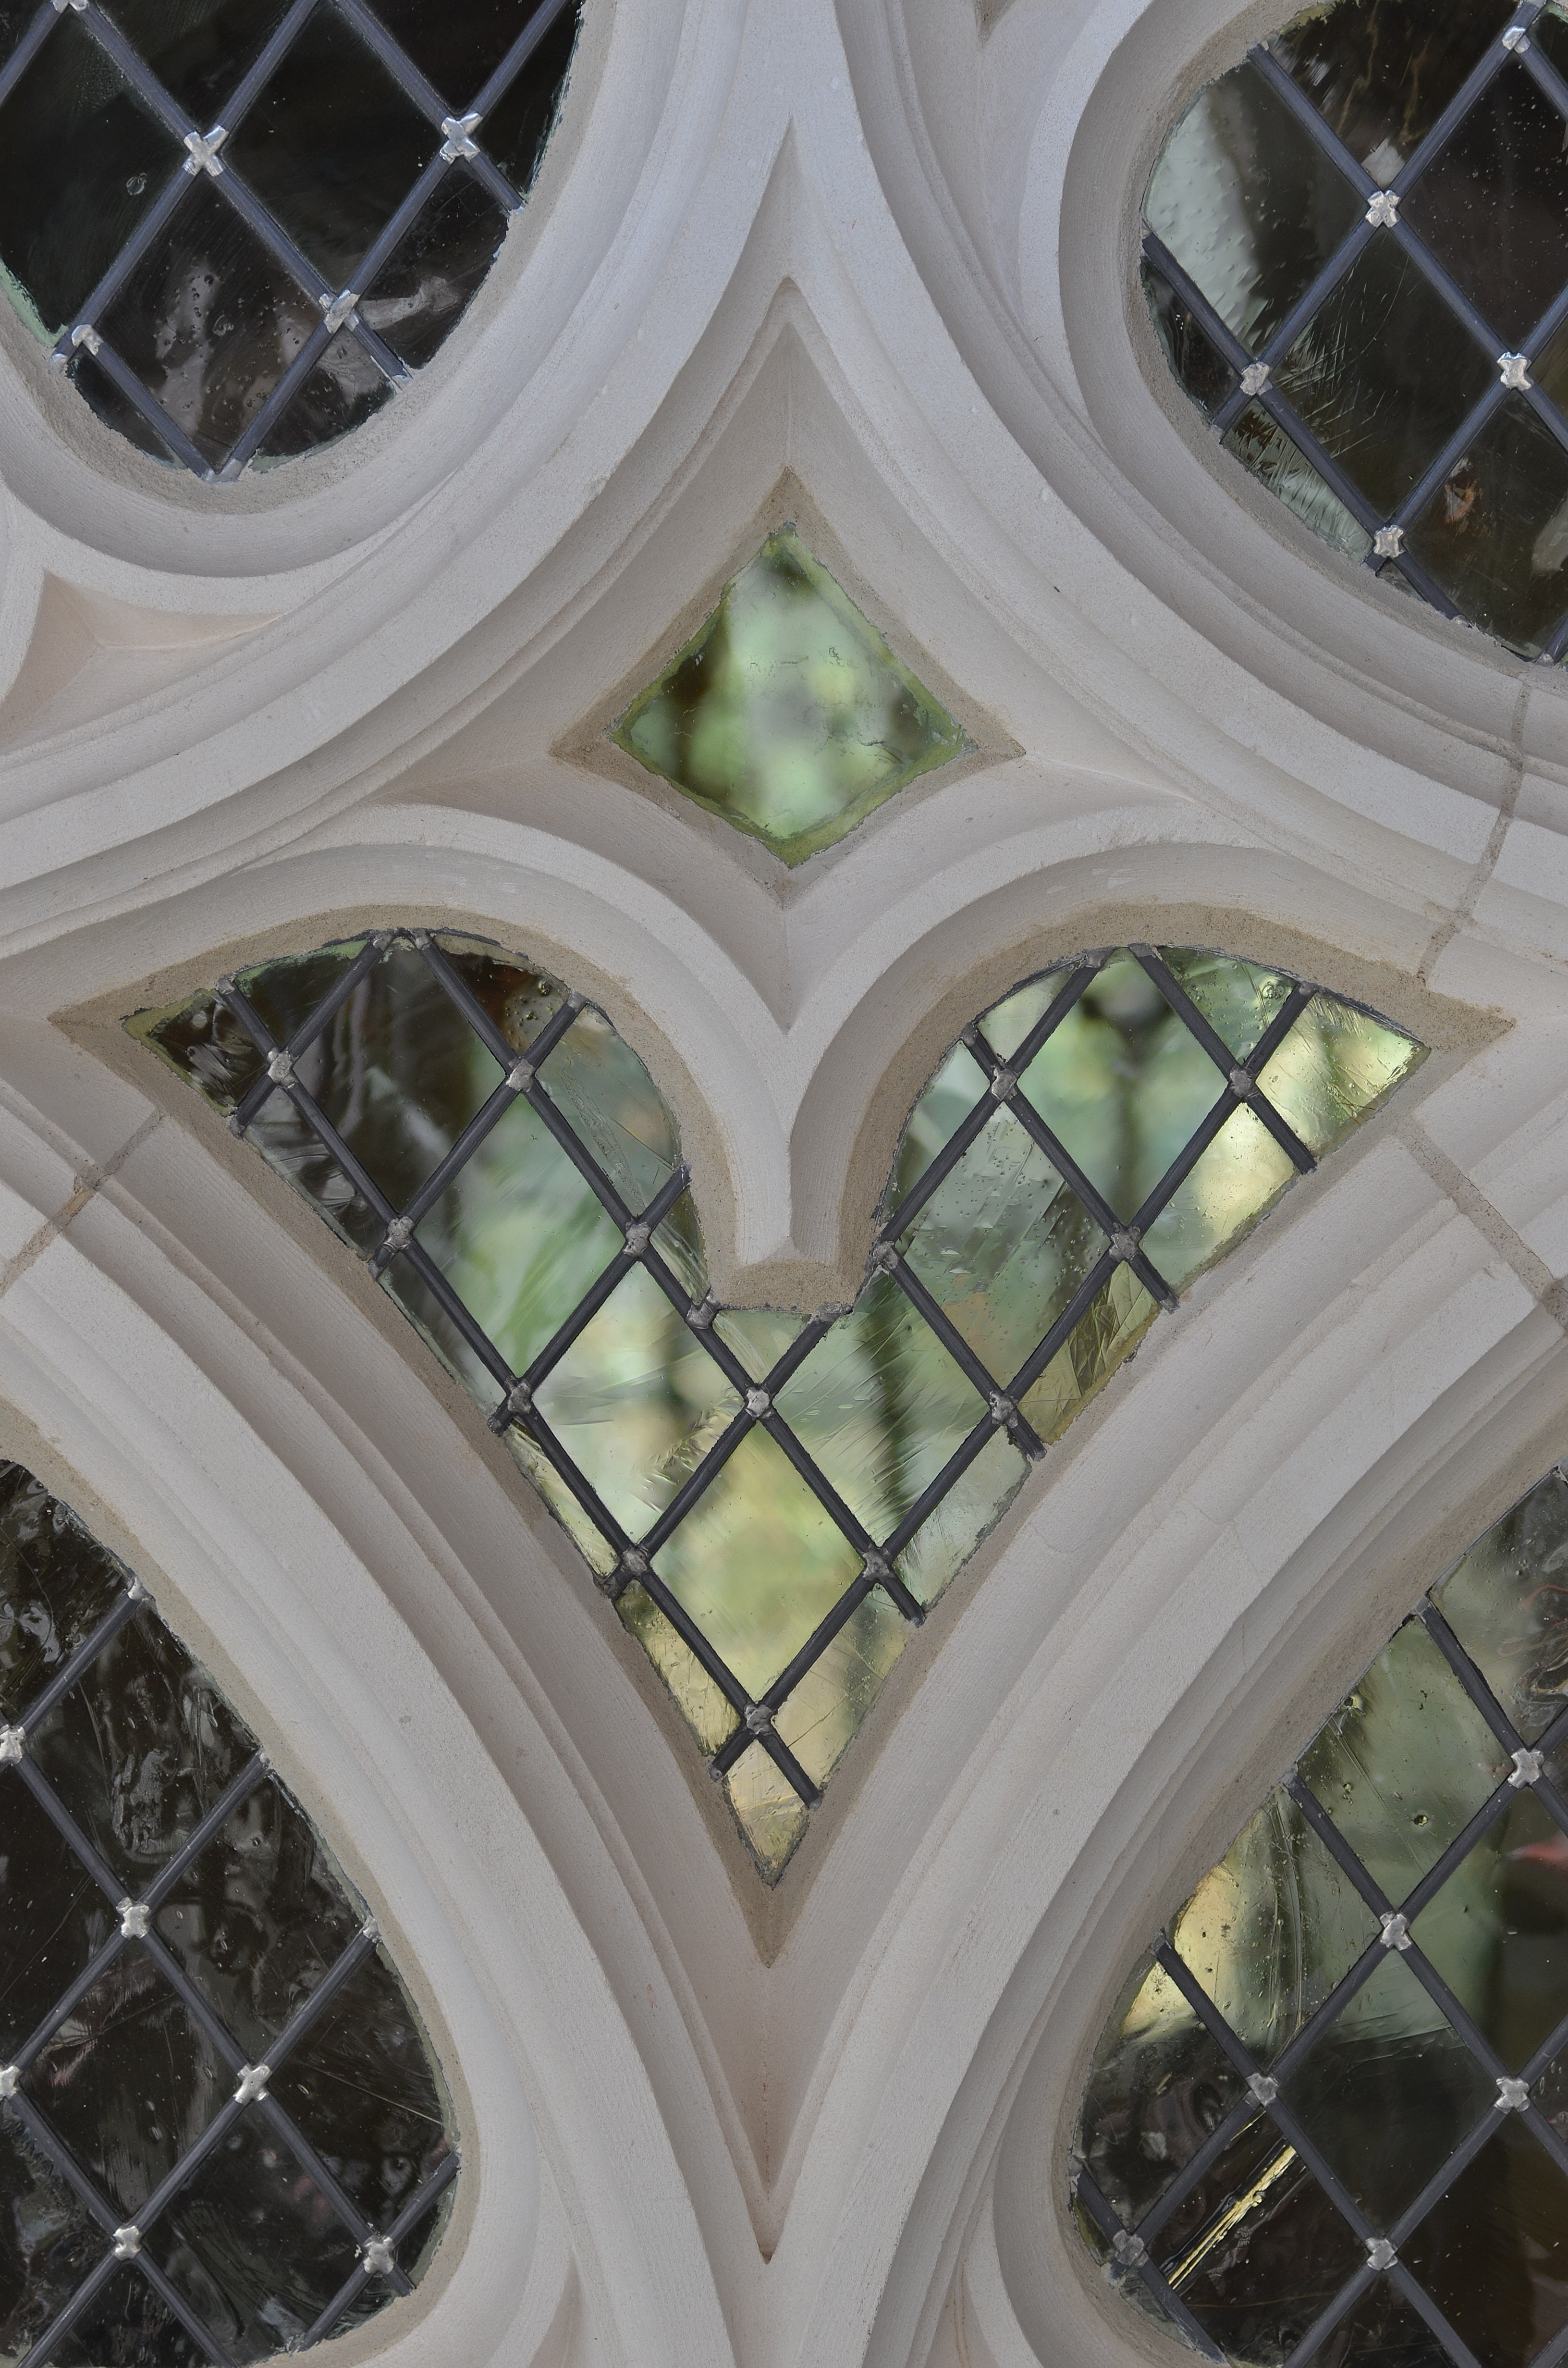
1143;0;1568;660
132;936;1423;1878
0;0;580;478
0;1459;457;2366
1077;1468;1568;2368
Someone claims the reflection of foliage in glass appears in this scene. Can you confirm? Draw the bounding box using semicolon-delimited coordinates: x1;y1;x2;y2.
1076;1467;1568;2368
131;940;1422;1881
612;528;969;865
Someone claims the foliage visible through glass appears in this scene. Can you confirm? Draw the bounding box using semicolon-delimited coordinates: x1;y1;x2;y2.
1075;1465;1568;2368
1141;0;1568;661
0;1457;456;2364
611;527;970;865
0;0;581;479
129;936;1422;1880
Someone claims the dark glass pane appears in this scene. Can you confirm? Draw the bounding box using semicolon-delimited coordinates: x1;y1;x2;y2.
224;7;438;293
151;2111;362;2360
1221;399;1374;562
1272;0;1518;186
1076;1952;1251;2232
1282;1951;1496;2224
49;2261;213;2368
1405;395;1568;658
478;0;581;196
29;1608;253;1889
158;1779;363;2060
1432;1468;1568;1742
1403;63;1568;349
1141;258;1237;416
1402;2115;1568;2368
362;165;509;370
0;2109;107;2357
268;1946;449;2227
0;1776;113;2057
0;12;177;340
1412;1789;1568;2073
1314;2273;1457;2365
23;1957;229;2217
97;179;323;472
0;7;40;75
1144;60;1365;355
366;0;546;109
0;1464;128;1721
1157;2118;1366;2358
256;327;392;461
70;345;179;466
1273;230;1496;516
99;0;290;124
325;2179;454;2334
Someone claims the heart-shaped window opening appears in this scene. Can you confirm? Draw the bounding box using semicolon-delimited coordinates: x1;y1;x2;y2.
0;1458;457;2361
130;934;1424;1879
0;0;581;479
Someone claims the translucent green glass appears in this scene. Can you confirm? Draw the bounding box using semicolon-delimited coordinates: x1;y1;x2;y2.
133;940;1421;1881
612;528;970;865
1221;401;1374;565
1076;1471;1568;2368
0;1459;456;2356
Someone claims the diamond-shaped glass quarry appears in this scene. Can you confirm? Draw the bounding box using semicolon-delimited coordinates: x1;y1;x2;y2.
1076;1463;1568;2368
1140;0;1568;662
0;0;581;479
611;527;971;864
130;937;1424;1881
0;1457;456;2365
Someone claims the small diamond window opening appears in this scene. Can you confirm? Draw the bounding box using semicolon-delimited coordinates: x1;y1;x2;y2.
0;1458;458;2360
1140;0;1568;661
130;932;1425;1881
0;0;584;479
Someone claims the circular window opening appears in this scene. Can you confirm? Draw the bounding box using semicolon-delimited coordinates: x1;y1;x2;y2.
1141;0;1568;662
0;0;582;482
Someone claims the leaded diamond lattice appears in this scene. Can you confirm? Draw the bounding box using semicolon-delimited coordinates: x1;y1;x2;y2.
130;935;1422;1878
1076;1467;1568;2368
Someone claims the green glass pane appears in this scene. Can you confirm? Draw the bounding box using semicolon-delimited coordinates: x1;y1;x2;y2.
1412;1789;1568;2072
1433;1469;1568;1742
1173;1787;1378;2070
1402;63;1568;350
1221;400;1374;564
1272;232;1497;518
1272;0;1518;187
0;12;178;342
896;1108;1106;1381
723;1746;809;1881
1253;990;1426;1159
1161;2125;1365;2355
1402;2114;1568;2368
1144;61;1364;354
1017;1265;1158;1444
1405;395;1568;660
1298;1617;1510;1903
135;937;1424;1883
1142;259;1238;417
651;1423;862;1702
1281;1949;1496;2225
771;1273;986;1542
1141;1105;1298;1293
1076;1952;1253;2233
532;1262;740;1542
612;528;969;865
1009;952;1225;1225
